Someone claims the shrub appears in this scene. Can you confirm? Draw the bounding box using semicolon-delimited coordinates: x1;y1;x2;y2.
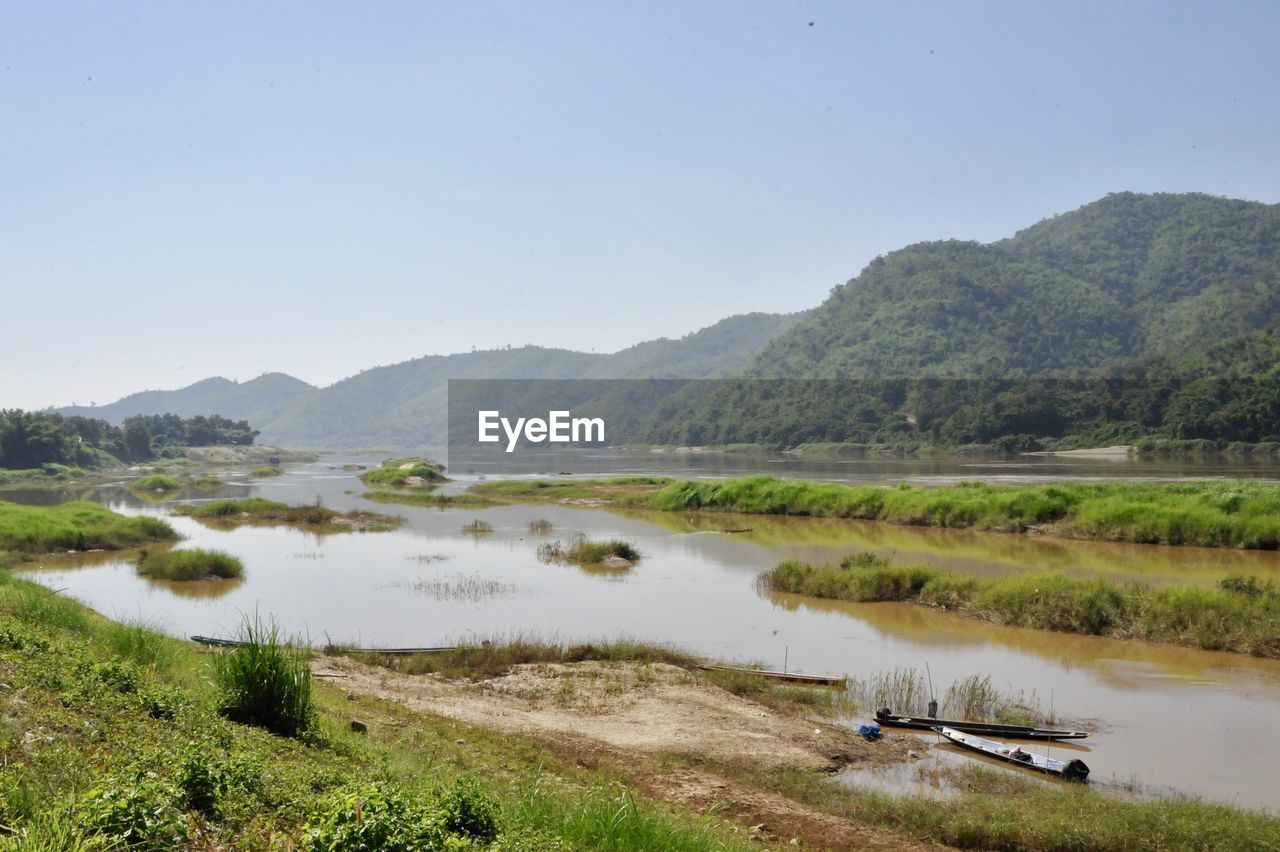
212;618;315;738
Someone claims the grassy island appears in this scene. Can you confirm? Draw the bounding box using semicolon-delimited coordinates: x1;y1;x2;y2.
359;458;447;488
137;548;244;581
172;498;401;533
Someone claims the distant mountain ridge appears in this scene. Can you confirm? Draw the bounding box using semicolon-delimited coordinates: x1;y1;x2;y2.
58;312;807;448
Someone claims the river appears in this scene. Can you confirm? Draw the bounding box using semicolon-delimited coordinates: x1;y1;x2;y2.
10;450;1280;811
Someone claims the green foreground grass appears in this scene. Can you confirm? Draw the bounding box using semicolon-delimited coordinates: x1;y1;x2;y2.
0;500;176;561
764;553;1280;657
0;572;749;850
475;475;1280;549
173;497;401;533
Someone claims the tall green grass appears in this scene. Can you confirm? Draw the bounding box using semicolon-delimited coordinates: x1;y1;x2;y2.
211;618;315;738
0;500;176;556
764;554;1280;657
483;475;1280;549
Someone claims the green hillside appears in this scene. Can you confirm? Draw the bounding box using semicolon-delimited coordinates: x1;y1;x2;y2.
754;193;1280;378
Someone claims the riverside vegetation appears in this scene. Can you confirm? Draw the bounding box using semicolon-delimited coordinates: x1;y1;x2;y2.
762;552;1280;658
474;476;1280;549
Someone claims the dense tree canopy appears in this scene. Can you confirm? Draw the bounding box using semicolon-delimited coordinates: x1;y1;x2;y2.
0;410;259;469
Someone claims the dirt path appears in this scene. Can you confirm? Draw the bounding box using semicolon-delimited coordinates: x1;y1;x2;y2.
317;656;936;850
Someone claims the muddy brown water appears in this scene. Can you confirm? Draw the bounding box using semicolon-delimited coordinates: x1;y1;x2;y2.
9;452;1280;811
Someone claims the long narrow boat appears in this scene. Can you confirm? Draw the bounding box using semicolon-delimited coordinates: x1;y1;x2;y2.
935;726;1090;781
190;636;457;655
875;708;1089;740
698;664;847;687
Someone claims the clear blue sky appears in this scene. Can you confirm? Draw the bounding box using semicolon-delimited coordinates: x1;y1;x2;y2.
4;0;1278;410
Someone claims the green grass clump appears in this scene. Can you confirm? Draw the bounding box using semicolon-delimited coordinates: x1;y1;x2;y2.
212;618;315;738
462;519;494;535
137;548;244;581
251;465;282;477
763;553;1280;657
0;500;176;556
360;458;447;487
538;534;640;565
130;474;182;493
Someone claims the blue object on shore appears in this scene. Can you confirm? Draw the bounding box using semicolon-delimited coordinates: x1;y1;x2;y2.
858;722;883;739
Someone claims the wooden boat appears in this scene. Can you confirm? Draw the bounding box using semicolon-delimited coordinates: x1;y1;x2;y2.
935;726;1090;781
876;708;1089;740
190;636;457;655
698;664;846;687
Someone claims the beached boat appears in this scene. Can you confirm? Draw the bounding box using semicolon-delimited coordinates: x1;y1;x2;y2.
698;664;846;686
875;708;1089;740
935;726;1090;781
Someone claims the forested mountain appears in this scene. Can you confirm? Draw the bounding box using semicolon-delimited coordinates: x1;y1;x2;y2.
752;193;1280;378
60;312;806;448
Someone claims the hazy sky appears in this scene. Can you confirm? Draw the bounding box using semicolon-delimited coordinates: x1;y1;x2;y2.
4;0;1278;410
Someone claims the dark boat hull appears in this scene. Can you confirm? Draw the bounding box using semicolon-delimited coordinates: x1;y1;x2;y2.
876;708;1089;740
935;726;1090;781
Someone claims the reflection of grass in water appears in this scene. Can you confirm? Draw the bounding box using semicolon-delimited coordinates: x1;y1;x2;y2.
406;553;452;564
389;573;520;602
139;574;245;599
848;666;1062;726
462;519;494;535
528;519;554;534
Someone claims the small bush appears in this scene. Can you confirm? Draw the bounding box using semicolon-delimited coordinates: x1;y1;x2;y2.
137;548;243;581
75;772;187;849
437;776;499;842
302;782;452;851
212;617;315;738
